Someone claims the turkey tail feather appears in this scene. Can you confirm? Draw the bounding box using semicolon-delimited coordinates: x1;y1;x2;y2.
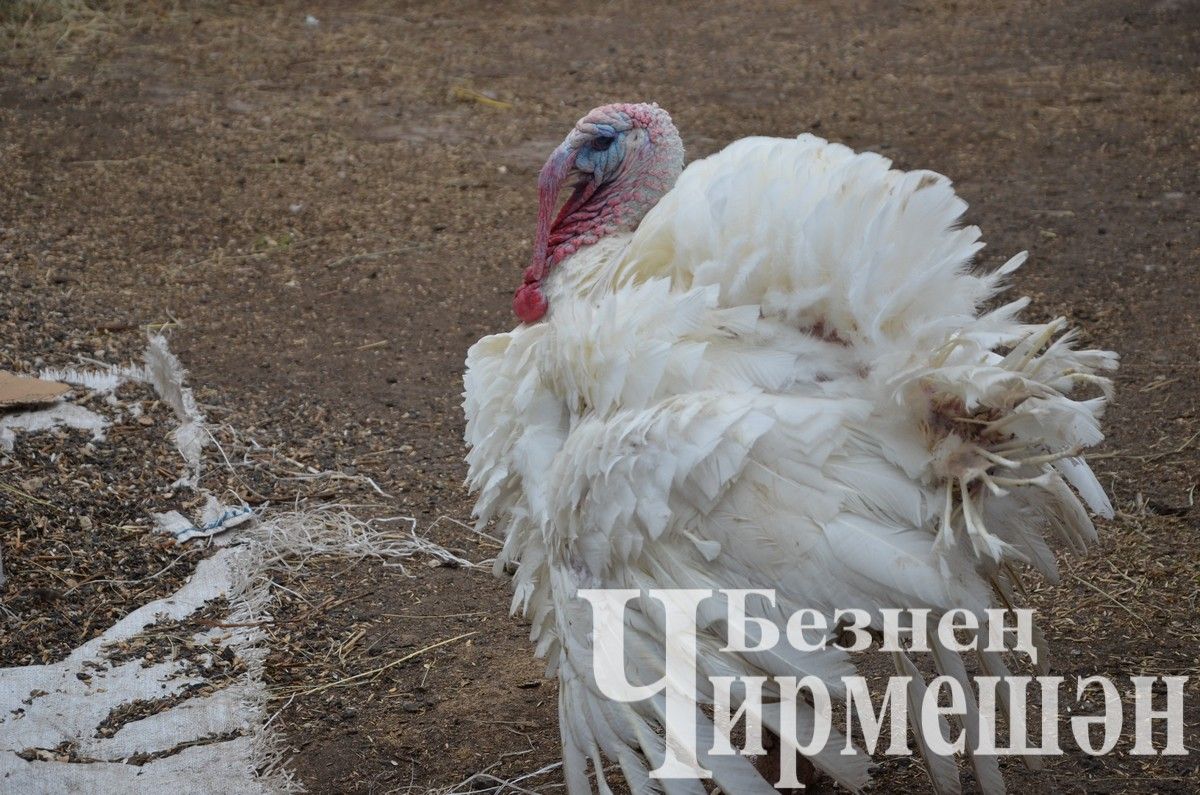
893;650;963;795
927;618;1005;795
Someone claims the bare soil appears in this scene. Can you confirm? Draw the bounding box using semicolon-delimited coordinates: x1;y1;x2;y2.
1;1;1197;792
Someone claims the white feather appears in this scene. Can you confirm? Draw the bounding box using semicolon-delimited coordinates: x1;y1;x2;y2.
464;133;1116;792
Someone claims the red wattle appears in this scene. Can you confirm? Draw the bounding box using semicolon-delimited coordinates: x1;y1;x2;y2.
513;283;548;324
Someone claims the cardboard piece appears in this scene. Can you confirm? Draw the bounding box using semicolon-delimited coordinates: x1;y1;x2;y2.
0;371;69;409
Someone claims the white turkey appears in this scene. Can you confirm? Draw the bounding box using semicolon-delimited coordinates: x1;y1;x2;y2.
463;102;1116;793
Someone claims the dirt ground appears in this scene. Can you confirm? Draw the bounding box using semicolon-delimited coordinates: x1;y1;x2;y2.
1;0;1198;792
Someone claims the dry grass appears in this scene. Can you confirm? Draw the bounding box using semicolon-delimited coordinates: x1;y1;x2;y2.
0;0;176;62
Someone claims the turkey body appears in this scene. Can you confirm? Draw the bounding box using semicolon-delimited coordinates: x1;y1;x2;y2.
464;134;1116;794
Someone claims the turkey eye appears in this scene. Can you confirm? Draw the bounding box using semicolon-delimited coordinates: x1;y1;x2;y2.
591;135;615;152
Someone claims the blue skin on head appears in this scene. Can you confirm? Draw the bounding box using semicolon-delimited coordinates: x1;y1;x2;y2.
574;124;623;182
517;104;675;323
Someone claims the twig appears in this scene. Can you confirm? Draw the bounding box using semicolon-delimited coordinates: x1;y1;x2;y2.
61;549;195;597
325;245;426;269
381;611;487;620
272;631;476;699
355;339;389;351
429;514;503;548
1067;573;1149;630
1087;429;1200;462
0;482;65;512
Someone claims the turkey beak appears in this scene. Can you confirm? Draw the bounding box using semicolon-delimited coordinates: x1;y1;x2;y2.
529;144;575;282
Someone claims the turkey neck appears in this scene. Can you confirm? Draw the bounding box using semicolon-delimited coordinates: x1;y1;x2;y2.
545;164;676;271
542;234;640;304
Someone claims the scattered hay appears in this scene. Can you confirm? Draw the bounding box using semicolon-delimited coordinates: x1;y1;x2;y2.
0;0;189;67
233;506;479;589
2;1;125;53
0;331;483;792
